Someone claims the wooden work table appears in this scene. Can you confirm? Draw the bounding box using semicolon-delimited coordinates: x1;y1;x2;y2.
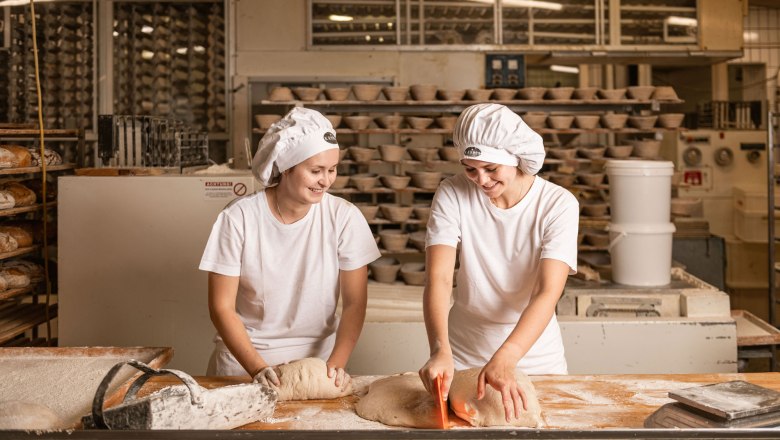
133;372;780;431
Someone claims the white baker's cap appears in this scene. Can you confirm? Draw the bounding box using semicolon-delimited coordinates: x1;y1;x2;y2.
252;107;339;186
453;103;545;175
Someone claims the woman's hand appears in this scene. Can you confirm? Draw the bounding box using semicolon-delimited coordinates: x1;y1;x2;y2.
252;366;281;387
326;361;351;391
418;350;454;400
478;353;527;423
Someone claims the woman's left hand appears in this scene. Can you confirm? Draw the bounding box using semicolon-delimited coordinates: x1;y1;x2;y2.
478;354;527;423
326;361;351;391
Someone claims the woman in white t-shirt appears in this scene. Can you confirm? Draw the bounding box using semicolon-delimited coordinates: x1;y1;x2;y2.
200;108;380;389
419;103;579;422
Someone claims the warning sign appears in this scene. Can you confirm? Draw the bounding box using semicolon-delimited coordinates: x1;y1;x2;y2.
203;181;247;200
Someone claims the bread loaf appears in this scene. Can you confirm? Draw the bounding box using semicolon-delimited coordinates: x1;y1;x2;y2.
2;259;43;281
28;148;63;167
0;274;9;292
1;146;32;168
0;190;15;210
0;147;16;168
0;268;30;288
0;232;18;254
0;182;36;206
0;226;32;248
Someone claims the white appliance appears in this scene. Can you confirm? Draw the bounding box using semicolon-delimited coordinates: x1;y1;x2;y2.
664;129;768;237
58;173;257;374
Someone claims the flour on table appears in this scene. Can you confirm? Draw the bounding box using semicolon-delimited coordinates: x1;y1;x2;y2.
271;358;353;401
449;368;543;428
0;401;64;430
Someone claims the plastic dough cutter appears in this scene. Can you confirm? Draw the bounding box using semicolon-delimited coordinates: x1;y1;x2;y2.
645;380;780;428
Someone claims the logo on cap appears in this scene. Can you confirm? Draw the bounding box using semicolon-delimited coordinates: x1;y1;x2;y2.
464;147;481;157
323;132;337;144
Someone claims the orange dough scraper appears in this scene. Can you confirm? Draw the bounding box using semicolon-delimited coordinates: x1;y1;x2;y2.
434;375;449;429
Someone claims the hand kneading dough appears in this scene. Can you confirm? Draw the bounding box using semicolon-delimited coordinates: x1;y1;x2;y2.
355;373;439;428
0;400;64;430
449;368;543;427
271;357;352;401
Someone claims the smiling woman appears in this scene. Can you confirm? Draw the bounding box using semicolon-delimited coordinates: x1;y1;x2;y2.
199;107;380;391
419;103;579;425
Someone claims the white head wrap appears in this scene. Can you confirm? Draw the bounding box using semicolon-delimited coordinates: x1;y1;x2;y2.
252;107;339;186
453;103;545;175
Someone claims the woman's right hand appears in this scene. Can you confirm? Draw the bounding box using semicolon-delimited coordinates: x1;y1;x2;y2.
418;351;454;400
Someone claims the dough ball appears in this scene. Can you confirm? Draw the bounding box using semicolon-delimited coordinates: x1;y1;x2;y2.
272;357;352;401
449;368;543;427
0;400;64;430
355;373;439;429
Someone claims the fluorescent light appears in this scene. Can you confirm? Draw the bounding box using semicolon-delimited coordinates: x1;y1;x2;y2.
665;16;697;27
328;14;353;22
470;0;563;10
141;26;154;34
0;0;56;6
550;65;579;74
743;31;759;42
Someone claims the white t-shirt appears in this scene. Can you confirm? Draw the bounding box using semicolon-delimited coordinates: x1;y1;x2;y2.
426;174;579;374
199;191;381;370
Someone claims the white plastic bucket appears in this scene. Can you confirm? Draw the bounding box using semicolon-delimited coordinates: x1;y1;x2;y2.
605;160;673;224
608;222;676;286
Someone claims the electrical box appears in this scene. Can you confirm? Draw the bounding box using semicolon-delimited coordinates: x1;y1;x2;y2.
485;54;525;88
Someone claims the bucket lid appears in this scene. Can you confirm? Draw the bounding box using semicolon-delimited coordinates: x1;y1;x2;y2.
608;222;676;234
605;160;673;176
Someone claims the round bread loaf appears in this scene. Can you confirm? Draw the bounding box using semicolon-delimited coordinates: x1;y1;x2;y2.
1;267;30;288
0;232;18;254
0;190;15;210
2;259;43;280
0;182;36;206
2;145;32;167
0;147;16;168
28;148;63;167
0;226;33;247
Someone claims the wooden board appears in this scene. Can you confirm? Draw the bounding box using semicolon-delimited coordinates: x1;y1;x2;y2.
0;346;173;428
132;372;780;430
732;309;780;346
669;380;780;420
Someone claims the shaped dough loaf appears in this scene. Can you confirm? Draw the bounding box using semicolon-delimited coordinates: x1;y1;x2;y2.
449;367;543;427
355;373;439;428
271;357;352;401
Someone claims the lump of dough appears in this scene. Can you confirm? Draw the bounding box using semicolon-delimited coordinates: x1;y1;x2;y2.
272;357;353;401
449;368;543;427
0;400;64;430
355;373;439;429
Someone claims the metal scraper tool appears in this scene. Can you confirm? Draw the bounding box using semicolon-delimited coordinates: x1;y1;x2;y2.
82;359;277;430
435;375;449;429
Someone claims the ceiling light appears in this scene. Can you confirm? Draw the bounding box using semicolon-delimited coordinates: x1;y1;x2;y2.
743;31;759;42
141;25;154;34
328;14;353;22
193;45;205;53
141;50;155;60
550;65;579;74
470;0;563;10
176;47;188;55
665;16;697;27
0;0;56;6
